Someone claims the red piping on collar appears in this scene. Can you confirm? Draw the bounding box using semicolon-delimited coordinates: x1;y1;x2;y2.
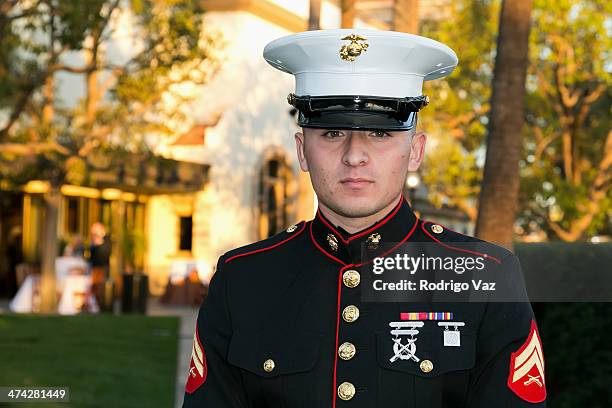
420;221;501;264
224;221;307;264
309;221;347;266
310;200;418;267
316;194;405;244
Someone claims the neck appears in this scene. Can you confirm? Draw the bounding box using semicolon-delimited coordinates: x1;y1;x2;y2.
318;193;403;234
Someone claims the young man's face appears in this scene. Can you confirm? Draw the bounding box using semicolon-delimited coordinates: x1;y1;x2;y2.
295;127;426;219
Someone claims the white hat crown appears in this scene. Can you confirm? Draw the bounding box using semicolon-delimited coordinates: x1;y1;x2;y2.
263;29;458;98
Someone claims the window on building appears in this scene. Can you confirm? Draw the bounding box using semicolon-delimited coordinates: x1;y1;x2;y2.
258;154;292;239
179;216;193;251
66;197;79;234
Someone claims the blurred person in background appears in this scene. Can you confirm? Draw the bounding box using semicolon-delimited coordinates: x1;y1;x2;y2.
89;222;111;305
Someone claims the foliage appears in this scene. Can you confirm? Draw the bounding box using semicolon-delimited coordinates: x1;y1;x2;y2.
535;302;612;407
517;241;612;405
0;0;220;311
519;0;611;240
419;0;610;240
419;0;500;221
0;0;220;185
121;226;146;272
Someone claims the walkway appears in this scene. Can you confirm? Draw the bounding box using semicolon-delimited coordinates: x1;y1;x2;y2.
147;298;199;408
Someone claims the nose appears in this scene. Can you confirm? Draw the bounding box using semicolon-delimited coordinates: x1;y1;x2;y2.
341;131;369;167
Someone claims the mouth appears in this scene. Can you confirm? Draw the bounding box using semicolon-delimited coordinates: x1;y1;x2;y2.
340;178;374;189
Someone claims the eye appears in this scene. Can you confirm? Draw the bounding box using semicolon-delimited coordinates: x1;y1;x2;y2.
322;130;344;138
370;130;391;138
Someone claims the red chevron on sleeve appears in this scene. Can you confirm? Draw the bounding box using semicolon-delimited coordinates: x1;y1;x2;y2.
185;327;208;394
507;320;546;403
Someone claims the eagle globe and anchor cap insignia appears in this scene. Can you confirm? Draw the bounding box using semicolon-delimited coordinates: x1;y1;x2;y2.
339;34;369;61
507;320;546;403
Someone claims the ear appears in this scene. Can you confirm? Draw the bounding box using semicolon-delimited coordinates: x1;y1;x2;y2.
408;131;427;172
294;130;309;172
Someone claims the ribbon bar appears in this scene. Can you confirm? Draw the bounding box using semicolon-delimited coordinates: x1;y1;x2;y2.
400;312;454;321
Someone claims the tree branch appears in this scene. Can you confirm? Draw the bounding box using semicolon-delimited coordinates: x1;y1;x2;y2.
96;66;125;97
0;141;70;156
0;82;40;142
451;197;478;221
575;83;606;129
50;63;93;74
547;130;611;241
533;126;559;162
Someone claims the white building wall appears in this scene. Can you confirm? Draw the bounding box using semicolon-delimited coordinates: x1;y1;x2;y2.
160;10;308;269
145;195;178;294
149;2;380;283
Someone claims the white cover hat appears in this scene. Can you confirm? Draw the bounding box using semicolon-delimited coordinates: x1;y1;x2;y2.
263;29;458;130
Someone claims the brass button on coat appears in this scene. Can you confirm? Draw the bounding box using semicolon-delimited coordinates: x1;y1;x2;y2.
342;305;360;323
337;381;356;401
431;224;444;234
263;359;275;373
338;342;356;360
420;359;434;373
342;269;360;288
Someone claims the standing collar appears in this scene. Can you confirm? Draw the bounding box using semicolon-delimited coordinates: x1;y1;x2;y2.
309;194;418;265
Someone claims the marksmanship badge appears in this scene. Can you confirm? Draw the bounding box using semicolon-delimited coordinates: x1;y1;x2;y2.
389;321;424;363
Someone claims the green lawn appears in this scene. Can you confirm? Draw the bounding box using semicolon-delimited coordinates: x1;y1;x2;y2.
0;314;179;408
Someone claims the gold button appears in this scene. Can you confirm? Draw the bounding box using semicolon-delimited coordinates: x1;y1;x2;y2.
263;359;275;373
342;269;360;288
342;305;360;323
337;381;355;401
286;224;298;233
431;224;444;234
338;342;356;360
420;359;434;373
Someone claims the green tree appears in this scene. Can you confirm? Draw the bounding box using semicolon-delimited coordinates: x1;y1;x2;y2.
420;0;500;222
0;0;220;312
420;0;610;241
519;0;611;241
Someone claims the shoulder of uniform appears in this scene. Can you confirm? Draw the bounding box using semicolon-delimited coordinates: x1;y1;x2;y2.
420;219;477;242
419;219;514;263
221;220;308;265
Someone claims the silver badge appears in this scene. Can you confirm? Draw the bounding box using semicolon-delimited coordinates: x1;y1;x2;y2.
438;322;465;347
389;321;424;363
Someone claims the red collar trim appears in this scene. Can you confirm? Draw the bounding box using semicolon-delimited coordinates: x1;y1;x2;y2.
309;195;417;265
315;194;404;244
309;221;347;266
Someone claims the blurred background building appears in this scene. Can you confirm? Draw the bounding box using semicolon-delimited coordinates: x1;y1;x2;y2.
1;0;471;298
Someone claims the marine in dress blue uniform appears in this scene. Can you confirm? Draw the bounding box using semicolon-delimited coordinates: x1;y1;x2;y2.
182;29;546;408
